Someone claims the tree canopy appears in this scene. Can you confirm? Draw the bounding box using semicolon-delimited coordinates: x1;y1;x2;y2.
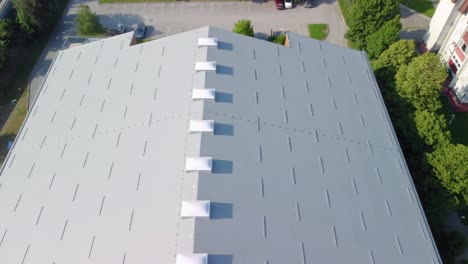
371;40;418;71
75;5;104;37
427;144;468;204
345;0;400;49
395;52;447;111
413;110;451;147
12;0;50;33
365;16;401;59
0;19;12;45
233;19;254;37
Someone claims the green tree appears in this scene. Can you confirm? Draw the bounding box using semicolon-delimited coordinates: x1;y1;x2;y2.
371;40;418;71
372;40;417;101
345;0;400;49
365;16;401;59
12;0;50;33
395;52;447;111
427;144;468;204
75;5;104;37
414;110;451;146
233;19;254;37
0;41;7;69
0;19;12;45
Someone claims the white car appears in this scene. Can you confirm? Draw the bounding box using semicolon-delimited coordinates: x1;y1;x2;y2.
284;0;292;8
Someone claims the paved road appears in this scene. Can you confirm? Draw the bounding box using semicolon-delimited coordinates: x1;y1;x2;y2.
28;0;346;106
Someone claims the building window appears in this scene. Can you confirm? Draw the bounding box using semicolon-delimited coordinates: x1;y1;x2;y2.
453;55;462;68
462;43;467;53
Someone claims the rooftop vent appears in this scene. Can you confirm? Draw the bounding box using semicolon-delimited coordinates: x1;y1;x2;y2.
189;120;214;133
195;61;216;71
176;254;208;264
181;200;211;218
192;89;215;100
185;157;213;171
198;38;218;47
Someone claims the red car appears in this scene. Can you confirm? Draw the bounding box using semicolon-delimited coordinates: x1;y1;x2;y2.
275;0;284;10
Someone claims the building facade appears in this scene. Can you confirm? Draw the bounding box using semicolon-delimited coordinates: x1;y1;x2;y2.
426;0;468;109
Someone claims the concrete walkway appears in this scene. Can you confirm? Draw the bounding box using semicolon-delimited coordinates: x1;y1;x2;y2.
399;4;431;42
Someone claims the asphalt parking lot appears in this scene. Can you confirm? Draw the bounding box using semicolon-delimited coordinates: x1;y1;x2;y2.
88;0;347;46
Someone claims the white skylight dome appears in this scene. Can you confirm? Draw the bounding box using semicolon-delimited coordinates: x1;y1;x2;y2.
180;200;211;218
198;37;218;47
185;157;213;171
195;61;216;71
192;89;215;100
176;253;208;264
189;120;214;133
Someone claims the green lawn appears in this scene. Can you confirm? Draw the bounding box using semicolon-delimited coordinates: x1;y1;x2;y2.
441;100;468;146
308;24;329;41
337;0;352;24
399;0;435;17
0;89;28;136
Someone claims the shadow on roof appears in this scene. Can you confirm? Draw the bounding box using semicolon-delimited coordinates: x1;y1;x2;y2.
217;41;233;51
214;123;234;136
210;203;233;219
215;92;233;104
216;65;234;75
212;159;233;174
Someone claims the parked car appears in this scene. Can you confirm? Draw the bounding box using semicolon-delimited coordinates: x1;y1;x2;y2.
275;0;284;10
135;23;146;40
284;0;292;8
117;23;125;34
304;0;313;8
106;24;126;36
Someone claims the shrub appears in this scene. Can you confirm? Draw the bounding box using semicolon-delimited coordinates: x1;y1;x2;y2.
267;34;286;45
233;19;254;37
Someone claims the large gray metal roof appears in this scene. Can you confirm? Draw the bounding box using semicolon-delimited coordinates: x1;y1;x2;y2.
0;27;441;264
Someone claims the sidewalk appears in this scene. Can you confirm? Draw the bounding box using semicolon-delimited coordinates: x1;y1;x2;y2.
399;4;431;42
